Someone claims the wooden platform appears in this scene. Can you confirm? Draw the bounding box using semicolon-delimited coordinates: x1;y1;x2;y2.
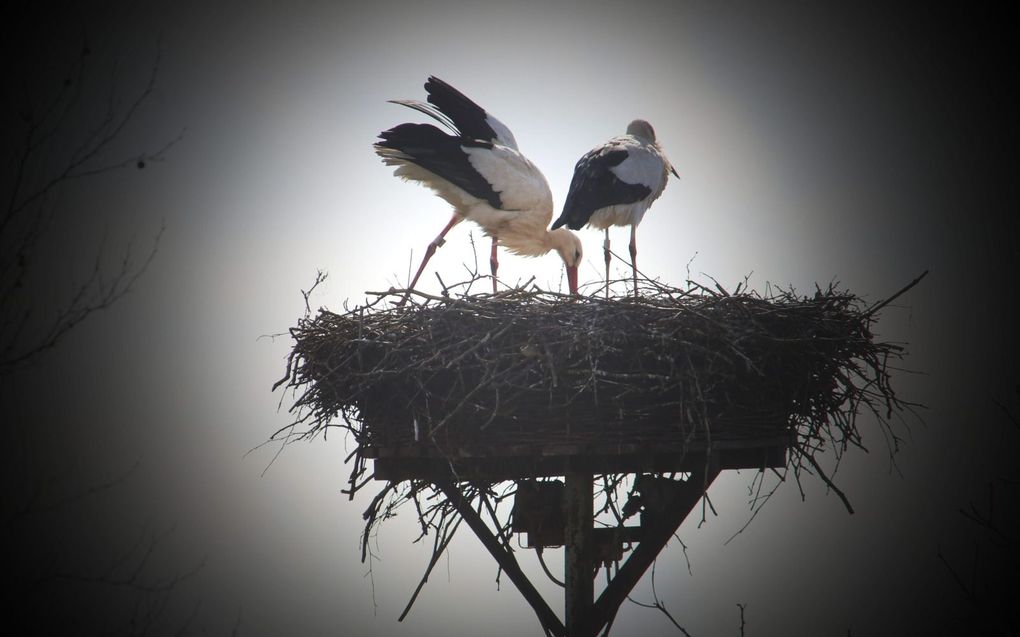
363;433;791;481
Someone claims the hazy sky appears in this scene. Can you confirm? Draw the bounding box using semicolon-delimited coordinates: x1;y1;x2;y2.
5;2;1017;635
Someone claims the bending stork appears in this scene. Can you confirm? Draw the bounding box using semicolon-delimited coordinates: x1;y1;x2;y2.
552;120;678;298
374;76;583;302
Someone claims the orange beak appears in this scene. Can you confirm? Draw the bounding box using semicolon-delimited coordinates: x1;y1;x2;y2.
566;265;579;296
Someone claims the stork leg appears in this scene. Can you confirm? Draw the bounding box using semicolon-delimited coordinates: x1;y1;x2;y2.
629;225;638;299
603;229;611;299
490;236;499;294
399;214;461;306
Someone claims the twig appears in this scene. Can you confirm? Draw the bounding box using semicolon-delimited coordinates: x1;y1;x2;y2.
865;270;928;317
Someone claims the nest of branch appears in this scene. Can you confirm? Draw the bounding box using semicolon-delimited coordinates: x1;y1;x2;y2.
276;275;917;495
273;273;922;620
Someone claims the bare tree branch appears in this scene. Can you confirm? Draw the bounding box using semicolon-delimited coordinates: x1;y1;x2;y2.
3;9;194;634
1;19;179;376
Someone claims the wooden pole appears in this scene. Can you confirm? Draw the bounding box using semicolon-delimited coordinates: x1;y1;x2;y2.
563;464;594;636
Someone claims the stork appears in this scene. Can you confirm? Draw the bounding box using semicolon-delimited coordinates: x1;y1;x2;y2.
374;76;583;303
551;120;678;298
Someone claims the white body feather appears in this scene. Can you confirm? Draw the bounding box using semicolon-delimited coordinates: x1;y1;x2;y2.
377;143;560;259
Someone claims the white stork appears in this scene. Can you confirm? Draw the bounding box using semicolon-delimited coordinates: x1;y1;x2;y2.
551;120;678;298
374;76;583;302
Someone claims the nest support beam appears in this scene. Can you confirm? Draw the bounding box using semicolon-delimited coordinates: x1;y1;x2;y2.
436;461;721;637
579;465;721;637
436;480;566;637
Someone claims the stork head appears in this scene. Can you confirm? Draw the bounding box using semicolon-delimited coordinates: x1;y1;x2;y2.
549;227;583;295
628;119;679;177
626;119;656;143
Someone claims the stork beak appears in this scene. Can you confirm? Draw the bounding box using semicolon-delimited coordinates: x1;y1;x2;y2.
566;265;579;296
670;165;680;178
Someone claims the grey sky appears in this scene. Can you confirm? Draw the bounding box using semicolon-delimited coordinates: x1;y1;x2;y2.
5;1;1017;635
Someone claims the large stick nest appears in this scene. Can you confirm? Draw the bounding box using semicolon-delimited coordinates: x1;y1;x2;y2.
272;274;922;621
276;275;919;500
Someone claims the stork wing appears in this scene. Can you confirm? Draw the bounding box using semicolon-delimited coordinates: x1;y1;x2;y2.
552;139;653;230
462;144;551;214
387;99;459;135
424;76;519;150
376;123;503;209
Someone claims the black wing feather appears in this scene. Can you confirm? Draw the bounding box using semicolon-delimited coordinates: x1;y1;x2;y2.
376;123;502;209
551;148;652;230
424;76;501;143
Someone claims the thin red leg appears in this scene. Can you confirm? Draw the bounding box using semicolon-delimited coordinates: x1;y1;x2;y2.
490;236;499;294
398;214;460;306
629;225;638;299
603;228;611;299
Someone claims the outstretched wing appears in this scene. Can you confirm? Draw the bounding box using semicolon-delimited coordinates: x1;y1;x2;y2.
390;76;519;150
375;123;502;209
423;76;518;149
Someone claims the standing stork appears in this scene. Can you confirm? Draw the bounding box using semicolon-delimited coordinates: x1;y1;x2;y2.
551;120;678;298
374;76;583;302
